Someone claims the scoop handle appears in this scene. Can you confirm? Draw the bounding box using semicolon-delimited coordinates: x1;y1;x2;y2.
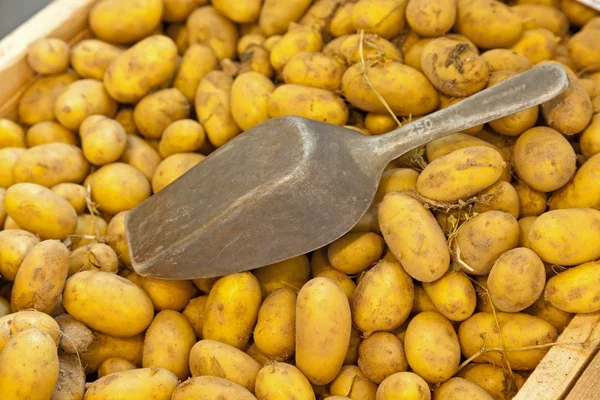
373;64;570;162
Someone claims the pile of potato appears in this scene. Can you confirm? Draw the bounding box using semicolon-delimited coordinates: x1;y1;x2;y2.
0;0;599;398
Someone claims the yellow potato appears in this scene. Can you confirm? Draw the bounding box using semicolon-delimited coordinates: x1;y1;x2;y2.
98;357;137;378
53;352;86;400
125;271;196;311
158;119;205;157
512;4;569;36
162;0;199;22
237;33;266;54
511;28;559;64
203;272;261;349
518;216;538;248
379;193;449;282
406;0;456;37
70;39;124;80
106;211;132;267
327;232;384;275
550;152;600;210
473;181;520;218
114;108;138;135
0;310;59;352
524;296;573;334
425;133;501;163
255;362;315;400
458;364;525;400
352;0;407;39
338;34;404;65
329;3;356;38
231;72;275;131
282;52;345;91
81;331;144;373
404;38;433;72
342;60;438;117
239;45;274;78
120;134;162;181
3;216;20;230
18;72;78;125
55;313;94;354
405;311;461;383
254;288;296;360
453;211;520;275
27;37;70;75
365;113;398;135
545;261;600;313
376;372;431;400
213;0;260;23
89;0;163;44
0;119;25;148
0;148;24;189
166;22;190;54
50;183;87;215
482;49;531;73
0;229;39;281
344;326;362;366
374;168;419;202
296;277;351;385
192;277;219;293
152;153;205;193
417;146;504;202
0;328;59;400
310;247;335;276
458;312;557;370
171;376;258;400
89;162;151;214
173;44;218;102
5;183;77;240
581;114;600;158
316;269;357;300
189;339;261;391
143;310;196;380
80;116;127;166
64;271;154;337
270;24;323;71
434;377;494;400
134;88;190;140
358;332;408;384
14;142;89;187
412;283;438;314
561;0;598;26
259;0;312;36
187;6;239;60
85;368;179;400
424;271;477;321
253;255;310;296
182;295;207;338
104;35;178;103
528;208;600;265
455;0;524;49
569;29;600;72
55;79;117;131
513;181;547;217
330;365;378;399
246;343;271;367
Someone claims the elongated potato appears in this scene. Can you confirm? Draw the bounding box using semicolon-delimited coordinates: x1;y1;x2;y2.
545;261;600;313
152;153;205;193
0;229;39;281
18;72;78;125
260;0;312;36
90;162;151;214
124;271;195;311
70;39;124;80
270;24;323;71
338;34;403;65
458;364;525;400
377;372;431;400
0;328;59;400
569;28;600;70
0;310;59;352
0;148;25;188
296;277;351;385
255;362;315;400
187;6;238;60
358;332;408;384
55;79;117;131
120;134;162;181
81;331;144;373
511;29;559;64
352;0;407;39
85;368;179;400
328;232;384;275
98;357;137;377
104;35;178;103
253;288;296;360
407;0;456;37
134;88;190;140
423;271;476;321
282;52;345;91
268;84;348;125
514;181;547;217
64;271;154;337
513;4;569;36
14;143;89;187
549;153;600;210
253;255;311;296
80;116;127;166
581;114;600;158
231;72;275;131
434;377;494;400
561;0;598;26
90;0;162;43
106;211;132;267
171;376;258;400
173;44;218;102
26;121;77;147
482;49;531;73
182;295;207;338
239;45;274;78
213;0;260;23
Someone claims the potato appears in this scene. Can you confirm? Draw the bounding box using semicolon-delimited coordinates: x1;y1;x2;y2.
143;310;196;380
0;148;24;189
270;24;322;71
152;152;204;193
114;108;138;135
4;216;20;230
120;134;162;181
352;259;414;335
365;113;398;135
434;377;493;400
511;28;559;64
317;269;357;300
14;143;89;187
246;343;271;367
18;71;78;125
85;367;178;400
70;39;124;80
417;147;504;202
376;372;431;400
569;29;600;71
544;261;600;313
104;35;178;103
260;0;312;36
524;296;573;334
296;277;351;385
239;45;274;78
26;37;69;75
482;49;531;74
237;34;266;54
79;116;127;166
458;312;557;369
373;168;419;202
171;376;258;400
0;328;59;400
190;339;261;391
0;229;39;281
310;247;334;276
5;183;77;240
166;22;190;54
528;208;600;265
158;119;205;158
358;332;408;384
342;61;438;117
329;3;356;37
379;193;449;282
253;288;296;360
458;364;525;400
26;122;77;147
255;362;315;400
550;153;600;210
561;0;598;26
89;0;163;44
162;0;199;22
0;119;25;149
106;211;132;267
90;162;151;214
133;88;190;140
326;232;383;275
254;255;310;296
473;181;520;218
403;38;433;72
54;313;94;354
192;277;219;294
330;365;378;399
518;216;538;248
187;6;238;60
407;0;456;37
203;272;261;349
212;0;260;23
512;4;568;36
412;283;437;314
455;0;523;49
195;71;242;147
352;0;407;39
487;72;538;136
405;311;461;383
338;34;404;65
55;80;118;132
581;114;600;158
513;181;547;217
173;44;218;102
64;271;154;337
453;211;519;275
53;352;86;400
81;331;144;373
182;295;207;338
0;310;59;352
98;357;137;377
298;0;342;32
282;52;345;92
231;72;275;131
125;271;195;311
424;271;477;321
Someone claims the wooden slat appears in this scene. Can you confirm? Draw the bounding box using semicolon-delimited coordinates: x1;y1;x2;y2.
0;0;97;119
565;350;600;400
514;312;600;400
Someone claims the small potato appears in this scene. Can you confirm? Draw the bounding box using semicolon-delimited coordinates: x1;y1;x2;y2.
417;146;504;202
190;339;261;392
550;153;600;210
327;232;384;275
162;0;199;22
0;310;59;352
0;328;59;400
14;142;89;187
120;134;162;181
152;153;204;193
239;45;274;78
237;34;266;54
255;362;315;400
26;122;77;147
4;216;20;230
80;116;127;165
358;332;408;384
487;71;538;136
528;208;600;265
70;39;124;80
405;311;461;383
253;255;311;296
344;326;362;366
329;2;356;37
458;364;525;400
196;71;242;147
545;261;600;313
0;148;24;188
282;52;345;91
246;343;271;367
69;243;118;275
296;277;351;385
89;0;163;44
376;372;431;400
27;37;70;75
213;0;260;23
85;367;179;400
524;296;573;334
317;269;357;300
330;365;378;399
352;0;407;39
434;377;493;400
171;376;257;400
203;272;261;349
259;0;312;36
511;28;559;64
231;72;275;131
270;24;323;71
18;72;78;125
404;38;433;72
300;0;345;32
64;271;154;337
569;29;600;70
512;4;569;36
338;34;403;65
423;271;477;321
90;163;149;214
192;277;219;294
561;0;598;26
482;49;531;73
513;181;547;217
373;168;419;202
0;229;39;281
413;283;438;314
187;6;239;60
55;79;118;131
173;44;218;102
98;357;137;377
473;181;520;218
81;331;144;373
53;353;86;400
134;88;190;140
106;211;132;267
453;211;520;275
0;119;25;148
104;35;178;103
311;247;335;276
352;259;414;336
114;108;138;135
407;0;456;37
55;313;94;354
581;114;600;158
166;22;190;54
159;119;205;157
5;183;77;240
365;113;398;135
254;288;297;360
458;312;557;370
125;271;195;311
342;61;438;117
518;216;538;248
182;295;208;338
455;0;523;49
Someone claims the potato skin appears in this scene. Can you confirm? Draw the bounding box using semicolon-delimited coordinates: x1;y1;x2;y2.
171;376;258;400
282;52;345;91
255;362;316;400
513;181;547;217
545;261;600;313
152;153;205;193
0;229;39;281
64;271;154;337
0;119;25;148
187;6;239;60
70;39;124;80
173;44;218;102
352;0;407;39
511;29;559;64
253;255;311;297
120;134;162;181
328;232;384;275
405;311;461;383
457;364;525;400
0;148;25;189
89;0;163;44
376;372;431;400
569;28;600;70
512;4;569;36
482;49;531;73
379;193;449;282
27;37;70;75
550;153;600;210
358;332;408;384
55;79;118;131
0;328;59;400
456;0;523;49
90;162;151;214
407;0;456;37
125;271;195;311
231;72;275;131
53;352;86;400
134;88;190;140
0;310;60;352
253;288;297;360
106;211;132;267
81;331;144;373
98;357;137;377
434;377;493;400
473;181;520;218
581;114;600;158
18;72;78;125
296;277;351;385
423;271;476;321
84;367;179;400
80;116;127;166
213;0;260;23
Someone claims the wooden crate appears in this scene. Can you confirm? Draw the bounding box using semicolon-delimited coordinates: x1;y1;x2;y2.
0;1;599;398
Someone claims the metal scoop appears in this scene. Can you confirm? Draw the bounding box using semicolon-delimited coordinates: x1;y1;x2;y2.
125;64;569;279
